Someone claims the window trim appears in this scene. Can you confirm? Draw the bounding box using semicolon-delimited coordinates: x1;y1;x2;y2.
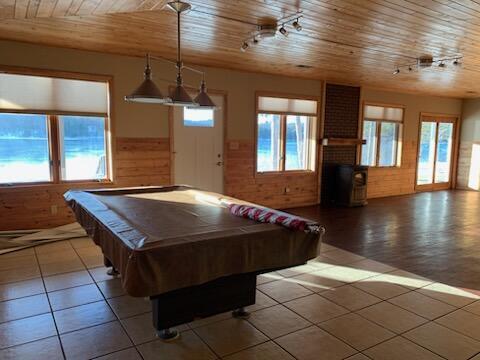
360;102;405;168
0;66;114;187
254;91;320;176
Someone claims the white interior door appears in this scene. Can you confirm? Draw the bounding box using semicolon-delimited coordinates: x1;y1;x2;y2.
173;94;224;193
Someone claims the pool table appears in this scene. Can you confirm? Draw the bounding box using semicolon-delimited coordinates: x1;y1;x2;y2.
65;186;323;340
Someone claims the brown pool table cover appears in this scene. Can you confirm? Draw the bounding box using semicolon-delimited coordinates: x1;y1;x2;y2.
64;186;322;297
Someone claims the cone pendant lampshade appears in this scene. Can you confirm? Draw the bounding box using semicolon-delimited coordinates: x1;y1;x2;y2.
193;80;217;109
125;55;171;104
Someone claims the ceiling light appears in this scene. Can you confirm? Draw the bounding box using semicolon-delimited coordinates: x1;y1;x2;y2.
453;59;460;66
192;78;216;109
393;68;400;75
125;54;171;104
252;37;260;45
438;61;446;68
292;19;302;31
241;42;249;52
408;66;413;71
279;25;288;37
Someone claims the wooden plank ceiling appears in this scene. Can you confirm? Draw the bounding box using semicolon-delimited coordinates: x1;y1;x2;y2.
0;0;479;98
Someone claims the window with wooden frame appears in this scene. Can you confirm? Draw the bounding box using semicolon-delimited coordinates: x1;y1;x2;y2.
255;94;318;173
361;104;404;167
0;70;111;185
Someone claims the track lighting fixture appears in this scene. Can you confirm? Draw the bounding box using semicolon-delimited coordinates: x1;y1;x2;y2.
279;25;288;37
239;11;303;52
292;19;302;31
391;54;463;74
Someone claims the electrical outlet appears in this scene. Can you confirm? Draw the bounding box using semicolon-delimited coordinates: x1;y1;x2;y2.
51;205;58;215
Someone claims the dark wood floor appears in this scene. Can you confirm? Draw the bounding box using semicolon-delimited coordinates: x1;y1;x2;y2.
291;190;480;291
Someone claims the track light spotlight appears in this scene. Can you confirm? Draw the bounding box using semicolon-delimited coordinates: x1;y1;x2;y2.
393;68;400;75
438;61;446;68
241;42;249;52
453;58;460;66
252;37;260;45
292;19;302;31
408;66;413;72
279;25;288;37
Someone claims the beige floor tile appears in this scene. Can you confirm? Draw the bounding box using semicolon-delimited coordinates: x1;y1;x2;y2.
0;248;35;259
60;321;132;360
344;354;370;360
0;255;38;272
319;243;338;253
0;313;57;349
313;265;376;284
246;290;277;312
0;265;40;285
247;304;311;338
0;336;63;360
89;266;119;283
321;249;366;265
194;318;268;356
347;259;396;274
307;254;344;268
284;294;349;324
435;309;480;341
95;347;142;360
189;311;232;329
464;300;480;316
97;278;126;298
36;249;79;265
320;285;381;311
352;278;411;300
138;330;216;360
389;291;456;320
75;246;103;258
107;295;151;319
256;272;283;285
319;313;395;351
44;270;93;292
69;237;96;249
276;264;319;278
404;322;480;360
35;240;73;254
54;300;116;334
0;293;50;323
276;325;356;360
223;341;294;360
0;278;45;302
375;270;433;290
289;272;345;293
80;253;105;269
256;279;312;303
357;301;428;334
364;336;443;360
471;353;480;360
48;283;103;311
417;283;480;307
121;312;189;345
40;257;85;276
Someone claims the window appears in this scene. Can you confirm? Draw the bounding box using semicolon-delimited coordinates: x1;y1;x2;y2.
361;104;404;167
256;95;318;173
183;108;214;127
0;71;110;185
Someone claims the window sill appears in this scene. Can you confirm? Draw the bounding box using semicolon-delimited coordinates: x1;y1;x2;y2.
0;180;114;190
255;170;316;178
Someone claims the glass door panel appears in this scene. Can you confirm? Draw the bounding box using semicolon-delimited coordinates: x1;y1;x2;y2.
417;122;437;186
434;122;453;183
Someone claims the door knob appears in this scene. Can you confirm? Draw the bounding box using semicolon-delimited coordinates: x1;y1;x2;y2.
216;161;224;166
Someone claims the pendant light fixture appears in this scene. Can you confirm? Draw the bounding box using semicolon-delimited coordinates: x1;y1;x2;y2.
124;54;172;104
125;1;217;109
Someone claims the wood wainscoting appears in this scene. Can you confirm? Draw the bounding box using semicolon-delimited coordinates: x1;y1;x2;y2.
366;140;417;198
0;137;171;231
224;140;319;209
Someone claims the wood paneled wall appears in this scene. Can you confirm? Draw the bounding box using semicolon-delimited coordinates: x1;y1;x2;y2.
224;140;319;209
0;137;171;231
366;140;417;198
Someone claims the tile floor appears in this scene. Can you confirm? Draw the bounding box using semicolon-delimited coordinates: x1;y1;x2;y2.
0;238;480;359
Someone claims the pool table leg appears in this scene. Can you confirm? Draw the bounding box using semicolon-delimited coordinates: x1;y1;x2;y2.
156;328;180;341
103;256;119;276
232;307;250;319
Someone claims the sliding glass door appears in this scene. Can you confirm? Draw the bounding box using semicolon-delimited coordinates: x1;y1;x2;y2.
416;117;456;191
